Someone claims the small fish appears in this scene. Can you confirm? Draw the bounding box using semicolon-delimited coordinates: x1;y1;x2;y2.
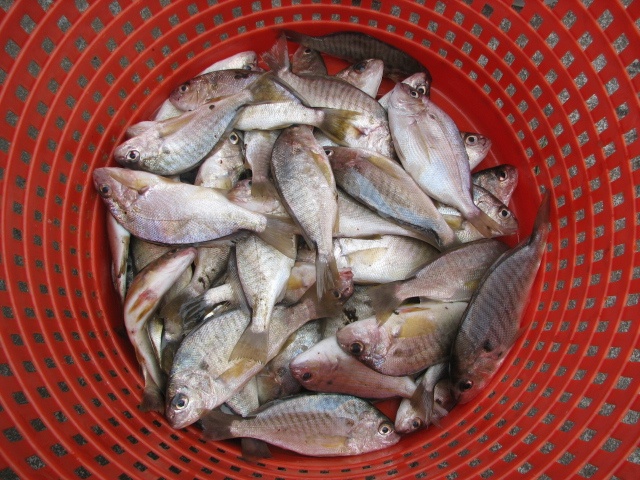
106;211;130;303
284;30;431;82
200;394;400;456
369;238;508;323
93;167;295;256
169;69;263;111
123;247;197;411
290;336;417;399
471;165;519;206
388;80;505;238
291;44;327;76
450;193;551;403
377;71;430;110
199;51;258;75
461;132;492;170
336;301;468;376
395;372;455;434
242;130;281;198
194;130;245;191
271;125;340;298
334;59;384;98
334;235;439;284
326;145;458;249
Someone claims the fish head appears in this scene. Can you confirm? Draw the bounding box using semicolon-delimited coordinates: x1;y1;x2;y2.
289;338;340;390
347;406;400;453
449;347;507;404
394;399;426;434
93;167;150;220
165;371;215;429
113;134;160;171
335;317;381;363
342;59;384;84
462;132;492;163
475;190;519;235
388;81;429;115
169;77;209;111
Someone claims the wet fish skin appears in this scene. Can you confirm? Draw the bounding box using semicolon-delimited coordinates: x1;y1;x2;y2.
199;51;258;75
388;81;504;238
290;336;417;399
370;238;509;323
461;132;492;170
450;193;551;404
395;374;454;434
226;377;260;417
200;393;400;456
106;211;130;303
334;59;384;98
336;301;468;376
291;44;327;76
284;30;431;82
227;178;289;218
123;247;197;411
194;130;245;191
326;146;458;249
271;125;340;298
471;165;519;206
242;131;281;199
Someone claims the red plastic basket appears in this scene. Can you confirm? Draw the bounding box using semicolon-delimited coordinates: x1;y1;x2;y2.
1;0;639;478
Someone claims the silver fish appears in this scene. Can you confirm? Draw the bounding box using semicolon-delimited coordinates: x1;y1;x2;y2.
271;125;340;298
242;130;280;198
199;51;258;75
225;377;260;417
461;131;492;170
450;193;551;404
388;79;505;237
93;167;294;254
290;336;417;399
123;247;197;411
106;211;130;303
200;394;400;456
194;130;245;191
336;301;468;376
471;165;519;206
334;59;384;98
369;238;509;323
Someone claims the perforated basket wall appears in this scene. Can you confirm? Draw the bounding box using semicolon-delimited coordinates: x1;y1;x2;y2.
0;0;639;478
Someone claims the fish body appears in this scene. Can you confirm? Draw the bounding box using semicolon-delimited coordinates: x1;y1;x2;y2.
242;131;281;198
388;82;504;238
326;145;458;249
200;394;400;456
271;125;340;298
336;301;468;376
284;30;430;82
450;194;551;403
290;336;417;399
370;238;508;322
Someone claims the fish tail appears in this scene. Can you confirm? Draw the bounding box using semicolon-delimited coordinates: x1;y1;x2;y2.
262;34;290;74
368;282;402;324
282;29;309;47
465;205;506;238
139;371;165;413
246;72;291;103
250;177;279;199
179;285;232;328
318;108;362;145
256;216;299;259
530;191;551;245
229;324;270;363
315;250;340;300
199;409;239;441
241;438;272;460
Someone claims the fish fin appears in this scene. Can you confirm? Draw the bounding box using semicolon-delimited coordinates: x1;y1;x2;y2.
227;250;251;315
317;108;362;145
530;191;551;245
126;120;157;138
262;34;291;75
199;409;238;441
465;206;506;238
256;217;298;259
246;72;293;104
363;152;408;180
241;438;272;460
139;375;164;413
250;178;279;199
369;282;402;325
282;29;309;46
443;214;464;230
229;325;270;363
157;110;198;138
179;293;210;328
315;251;340;300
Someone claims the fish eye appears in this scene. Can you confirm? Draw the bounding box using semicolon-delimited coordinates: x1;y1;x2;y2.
99;184;111;197
171;393;189;410
229;132;240;144
324;149;333;156
353;61;367;72
417;85;428;95
242;64;253;70
411;418;423;429
378;422;394;435
409;89;420;98
498;169;508;181
349;341;364;355
499;209;511;218
459;380;473;391
301;372;312;381
179;83;189;93
466;135;478;145
304;48;313;54
127;150;140;161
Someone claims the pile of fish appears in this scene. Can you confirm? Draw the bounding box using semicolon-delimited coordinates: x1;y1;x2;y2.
94;31;551;458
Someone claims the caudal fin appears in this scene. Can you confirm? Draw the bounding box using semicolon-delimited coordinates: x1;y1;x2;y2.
230;324;270;363
530;191;551;245
199;409;239;441
368;281;403;324
139;375;164;413
315;251;341;300
251;177;279;199
317;108;362;145
241;438;272;460
262;34;291;74
256;217;299;259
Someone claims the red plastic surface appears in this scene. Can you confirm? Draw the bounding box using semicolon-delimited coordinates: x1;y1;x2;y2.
0;0;639;478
